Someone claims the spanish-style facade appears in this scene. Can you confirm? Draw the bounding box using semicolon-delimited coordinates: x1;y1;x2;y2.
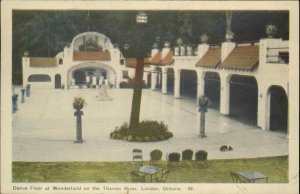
22;31;289;132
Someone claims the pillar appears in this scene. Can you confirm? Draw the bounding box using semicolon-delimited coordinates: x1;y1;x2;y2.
220;73;230;115
162;67;168;94
151;66;157;90
174;69;181;98
257;87;269;130
197;70;205;100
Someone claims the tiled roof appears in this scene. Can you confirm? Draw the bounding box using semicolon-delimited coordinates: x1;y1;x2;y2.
125;58;151;68
160;51;174;66
148;52;161;65
73;51;111;61
30;58;57;67
196;48;221;68
219;45;259;71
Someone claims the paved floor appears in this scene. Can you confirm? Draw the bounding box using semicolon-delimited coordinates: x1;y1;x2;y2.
12;88;288;162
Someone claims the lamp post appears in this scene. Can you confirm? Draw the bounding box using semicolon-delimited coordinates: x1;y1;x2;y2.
123;12;149;130
198;95;210;137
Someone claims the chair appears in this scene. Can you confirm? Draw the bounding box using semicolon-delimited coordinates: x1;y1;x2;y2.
149;149;163;165
181;149;194;168
155;169;171;183
231;172;246;183
167;152;181;168
195;150;208;168
131;171;146;182
132;149;143;163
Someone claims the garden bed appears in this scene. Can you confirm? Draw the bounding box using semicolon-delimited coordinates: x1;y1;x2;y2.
110;120;173;142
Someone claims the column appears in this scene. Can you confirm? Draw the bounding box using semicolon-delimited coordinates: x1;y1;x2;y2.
257;87;269;130
174;69;181;98
162;67;168;94
220;73;230;115
151;66;157;90
197;70;205;100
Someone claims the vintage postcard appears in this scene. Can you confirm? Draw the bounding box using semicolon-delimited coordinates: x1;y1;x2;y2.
1;1;299;194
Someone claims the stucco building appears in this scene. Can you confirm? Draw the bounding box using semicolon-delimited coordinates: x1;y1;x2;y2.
22;30;289;133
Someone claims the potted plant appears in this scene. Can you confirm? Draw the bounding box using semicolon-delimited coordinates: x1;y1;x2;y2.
164;41;171;48
198;95;210;111
73;97;86;110
266;24;277;38
200;34;209;44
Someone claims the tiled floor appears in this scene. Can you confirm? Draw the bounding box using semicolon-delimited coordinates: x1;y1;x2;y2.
12;88;288;162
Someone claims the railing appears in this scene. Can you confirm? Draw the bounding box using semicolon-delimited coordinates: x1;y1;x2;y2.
266;47;289;64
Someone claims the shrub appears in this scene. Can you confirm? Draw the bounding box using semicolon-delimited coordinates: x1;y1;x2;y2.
110;120;173;142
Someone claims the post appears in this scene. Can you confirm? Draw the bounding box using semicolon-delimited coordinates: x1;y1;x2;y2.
198;96;209;138
26;84;31;97
74;109;83;143
12;94;18;113
200;110;206;137
21;89;25;103
73;97;85;143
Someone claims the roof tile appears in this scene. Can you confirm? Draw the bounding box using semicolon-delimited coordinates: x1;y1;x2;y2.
73;51;111;61
160;51;174;66
125;58;151;68
30;58;57;67
220;45;259;71
196;48;221;68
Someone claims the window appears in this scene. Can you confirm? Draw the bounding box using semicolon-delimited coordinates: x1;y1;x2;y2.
278;52;289;64
59;58;63;65
120;59;125;65
28;74;51;82
123;71;129;78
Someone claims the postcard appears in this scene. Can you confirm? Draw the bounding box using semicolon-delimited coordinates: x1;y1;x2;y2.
1;1;299;194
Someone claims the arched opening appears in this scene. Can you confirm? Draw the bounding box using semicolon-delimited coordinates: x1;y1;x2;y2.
204;72;220;109
28;74;51;82
147;73;151;88
167;68;174;93
180;70;197;98
73;69;86;84
54;74;61;89
68;63;116;88
229;75;258;126
155;67;162;90
268;86;288;133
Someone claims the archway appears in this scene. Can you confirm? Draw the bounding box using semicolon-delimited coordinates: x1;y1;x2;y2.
28;74;51;82
180;70;197;98
68;63;116;88
268;86;288;132
229;75;258;126
167;68;174;93
155;67;162;89
204;72;220;109
54;74;61;89
147;73;151;88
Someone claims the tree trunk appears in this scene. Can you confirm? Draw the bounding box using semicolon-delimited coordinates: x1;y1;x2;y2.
129;57;145;129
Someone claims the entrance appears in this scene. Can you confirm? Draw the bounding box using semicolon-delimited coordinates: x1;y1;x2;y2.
73;69;86;84
268;86;288;132
68;63;117;88
180;70;197;98
55;74;61;88
204;72;220;109
229;75;258;126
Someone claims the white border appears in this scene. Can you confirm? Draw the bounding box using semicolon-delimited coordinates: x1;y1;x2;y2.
1;1;299;194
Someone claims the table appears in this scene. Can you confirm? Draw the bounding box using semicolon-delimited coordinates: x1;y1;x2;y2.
238;171;268;183
134;165;163;182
